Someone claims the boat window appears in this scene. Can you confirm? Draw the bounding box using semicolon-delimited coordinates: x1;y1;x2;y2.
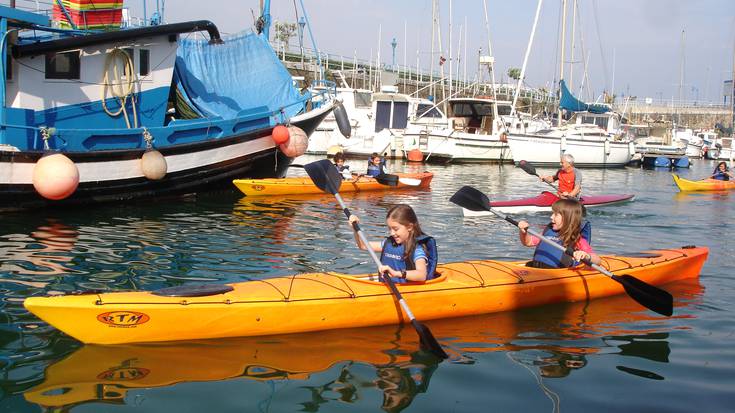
451;103;474;116
354;91;371;108
139;49;150;76
417;104;442;118
375;101;391;132
496;105;512;116
5;53;11;80
45;51;80;80
581;115;609;130
392;102;409;129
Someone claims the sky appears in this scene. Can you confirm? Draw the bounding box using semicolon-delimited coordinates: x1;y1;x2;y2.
62;0;735;104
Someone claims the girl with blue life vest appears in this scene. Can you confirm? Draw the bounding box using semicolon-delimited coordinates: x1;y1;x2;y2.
710;161;734;181
518;198;600;269
366;152;389;177
348;204;438;283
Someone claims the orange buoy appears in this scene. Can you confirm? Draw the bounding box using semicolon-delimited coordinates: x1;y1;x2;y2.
278;126;308;157
272;125;290;145
32;153;79;200
141;149;167;180
407;149;424;162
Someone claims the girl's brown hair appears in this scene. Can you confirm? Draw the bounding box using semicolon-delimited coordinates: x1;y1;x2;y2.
386;204;425;266
551;199;584;247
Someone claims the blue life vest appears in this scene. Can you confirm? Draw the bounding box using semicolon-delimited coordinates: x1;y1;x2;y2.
366;163;381;177
531;222;591;268
380;235;438;283
712;170;730;181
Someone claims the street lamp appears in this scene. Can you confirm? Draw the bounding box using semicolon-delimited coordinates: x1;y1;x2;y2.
298;16;306;65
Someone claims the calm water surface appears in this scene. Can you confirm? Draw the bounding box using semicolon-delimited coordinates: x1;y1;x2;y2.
1;157;733;412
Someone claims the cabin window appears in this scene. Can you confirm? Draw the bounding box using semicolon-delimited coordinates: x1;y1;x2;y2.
354;91;371;108
496;105;512;116
375;101;391;132
45;51;80;80
139;49;150;76
5;54;11;80
417;104;442;118
392;102;409;129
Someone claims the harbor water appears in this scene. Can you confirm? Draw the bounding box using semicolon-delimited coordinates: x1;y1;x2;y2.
1;157;733;412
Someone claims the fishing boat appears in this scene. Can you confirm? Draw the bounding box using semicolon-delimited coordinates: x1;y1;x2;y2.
672;174;735;191
23;246;707;344
461;191;634;215
233;171;433;196
0;3;336;211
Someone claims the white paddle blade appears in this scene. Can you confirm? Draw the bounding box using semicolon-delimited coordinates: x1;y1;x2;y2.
398;177;422;186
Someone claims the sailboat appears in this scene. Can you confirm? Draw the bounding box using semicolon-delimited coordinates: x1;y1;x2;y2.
505;0;634;168
0;1;337;211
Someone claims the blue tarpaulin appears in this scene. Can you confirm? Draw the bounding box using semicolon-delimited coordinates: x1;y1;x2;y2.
174;31;303;121
559;79;610;114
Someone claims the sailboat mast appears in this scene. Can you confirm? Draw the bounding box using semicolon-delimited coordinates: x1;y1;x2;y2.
511;0;544;118
558;0;568;127
569;0;577;90
430;0;436;99
678;28;685;125
482;0;500;126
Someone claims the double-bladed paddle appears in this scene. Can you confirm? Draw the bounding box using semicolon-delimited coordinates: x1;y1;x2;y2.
290;164;420;186
449;185;674;317
304;159;448;359
518;160;558;191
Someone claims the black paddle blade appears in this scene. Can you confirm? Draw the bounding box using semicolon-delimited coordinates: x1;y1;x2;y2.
304;159;343;195
411;319;449;359
375;173;399;187
518;160;538;177
449;186;491;212
612;274;674;316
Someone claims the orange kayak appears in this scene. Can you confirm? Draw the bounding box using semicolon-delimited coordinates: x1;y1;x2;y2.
25;280;704;408
23;246;708;345
672;174;735;191
233;172;433;196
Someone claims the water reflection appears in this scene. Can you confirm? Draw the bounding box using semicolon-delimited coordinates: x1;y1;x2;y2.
0;220;78;279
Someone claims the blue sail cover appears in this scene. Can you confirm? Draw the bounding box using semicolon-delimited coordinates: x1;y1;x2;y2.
559;79;610;114
174;31;303;121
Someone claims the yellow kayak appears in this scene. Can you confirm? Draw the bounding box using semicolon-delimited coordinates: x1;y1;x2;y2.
23;246;707;345
672;174;735;191
233;172;433;196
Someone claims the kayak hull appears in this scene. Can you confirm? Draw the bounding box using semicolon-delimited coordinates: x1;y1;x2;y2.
463;191;635;215
233;172;433;196
24;247;708;345
672;174;735;191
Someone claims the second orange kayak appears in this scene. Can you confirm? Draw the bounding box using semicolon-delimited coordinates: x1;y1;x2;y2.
233;172;433;196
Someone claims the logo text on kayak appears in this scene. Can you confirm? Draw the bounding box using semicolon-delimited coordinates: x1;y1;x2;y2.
97;311;150;327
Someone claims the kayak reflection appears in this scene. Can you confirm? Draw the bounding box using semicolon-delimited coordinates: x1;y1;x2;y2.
23;279;701;411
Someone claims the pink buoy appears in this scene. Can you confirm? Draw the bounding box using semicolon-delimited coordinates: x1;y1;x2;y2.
32;153;79;200
278;126;308;157
140;149;167;180
272;125;290;145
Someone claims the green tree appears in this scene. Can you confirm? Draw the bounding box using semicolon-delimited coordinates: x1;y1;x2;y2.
273;21;297;52
507;67;521;81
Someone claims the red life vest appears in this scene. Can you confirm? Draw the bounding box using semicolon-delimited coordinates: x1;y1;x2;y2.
556;168;577;193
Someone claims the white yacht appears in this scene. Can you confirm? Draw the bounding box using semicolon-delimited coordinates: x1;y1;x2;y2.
401;97;549;163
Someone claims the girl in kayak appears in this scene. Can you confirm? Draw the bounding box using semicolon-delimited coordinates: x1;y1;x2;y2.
348;204;438;283
710;161;734;181
366;152;389;177
332;152;352;180
517;199;600;269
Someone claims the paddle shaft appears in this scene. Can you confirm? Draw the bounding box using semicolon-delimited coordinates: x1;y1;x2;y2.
333;193;419;322
484;205;609;273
